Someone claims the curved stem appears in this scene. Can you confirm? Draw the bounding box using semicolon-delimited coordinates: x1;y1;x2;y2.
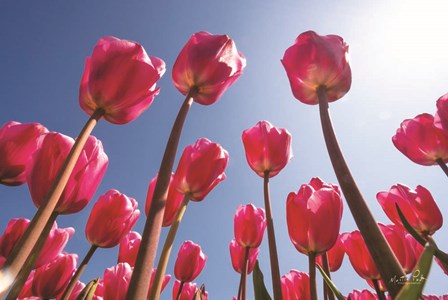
0;109;103;298
240;247;250;300
322;253;334;300
263;171;282;300
127;90;196;300
60;244;98;300
372;279;386;300
436;158;448;178
148;195;190;300
309;252;317;300
175;281;184;300
6;212;58;299
317;87;405;297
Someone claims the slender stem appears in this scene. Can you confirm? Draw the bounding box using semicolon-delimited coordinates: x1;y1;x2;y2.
372;279;386;300
6;212;58;299
262;171;283;300
127;90;196;300
322;253;334;300
0;109;103;298
317;87;405;297
436;158;448;178
175;281;184;300
240;247;250;300
237;270;244;300
148;195;190;300
60;244;98;300
309;252;317;300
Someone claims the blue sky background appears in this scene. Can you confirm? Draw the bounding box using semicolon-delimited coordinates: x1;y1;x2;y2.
1;0;448;298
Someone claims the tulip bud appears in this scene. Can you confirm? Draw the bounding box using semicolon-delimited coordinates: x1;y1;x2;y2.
234;204;266;248
0;121;48;186
172;280;197;300
286;177;343;254
103;263;133;300
377;183;443;236
173;138;228;201
281;270;310;300
86;189;140;248
118;231;141;267
392;113;448;166
27;132;108;214
242;120;293;178
172;31;246;105
282;31;352;105
174;240;207;282
79;36;166;124
229;239;259;274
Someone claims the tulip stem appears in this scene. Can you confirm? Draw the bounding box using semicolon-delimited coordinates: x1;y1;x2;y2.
238;247;250;300
263;171;283;300
309;252;317;300
60;244;98;300
6;212;59;300
436;158;448;178
0;109;104;299
322;253;334;300
127;89;196;300
149;195;190;300
372;279;386;300
175;281;184;300
317;86;405;297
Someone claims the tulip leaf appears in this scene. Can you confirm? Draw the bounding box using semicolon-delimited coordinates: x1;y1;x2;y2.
316;264;344;300
253;260;272;300
395;241;435;300
76;277;99;300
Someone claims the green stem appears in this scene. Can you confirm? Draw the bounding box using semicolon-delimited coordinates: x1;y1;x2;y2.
60;244;98;300
126;89;196;300
322;253;334;300
148;195;190;300
6;212;58;299
0;109;103;298
263;171;282;300
309;252;317;300
436;158;448;178
317;87;405;297
240;247;250;300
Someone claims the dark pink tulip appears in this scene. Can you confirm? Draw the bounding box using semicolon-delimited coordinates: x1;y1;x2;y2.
229;239;259;274
0;218;74;269
435;92;448;131
118;231;141;267
18;270;35;298
79;36;166;124
0;121;48;186
32;253;78;299
27;132;108;214
436;257;448;276
281;270;310;300
174;240;207;282
392;113;448;165
172;280;197;300
423;296;448;300
86;189;140;248
56;280;85;300
0;256;5;268
282;31;352;105
103;262;132;300
173;138;228;201
172;31;246;105
242;120;293;178
377;183;443;236
287;177;343;254
346;289;379;300
145;173;184;226
342;231;379;280
234;204;267;248
316;234;345;272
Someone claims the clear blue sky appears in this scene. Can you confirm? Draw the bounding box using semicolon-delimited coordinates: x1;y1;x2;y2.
1;0;448;298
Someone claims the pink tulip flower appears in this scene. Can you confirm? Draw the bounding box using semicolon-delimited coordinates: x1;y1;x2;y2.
145;173;184;226
392;113;448;166
79;36;166;124
172;31;246;105
118;231;141;267
229;239;259;274
287;177;343;254
56;280;85;300
234;204;267;248
435;92;448;131
242;120;293;178
86;189;140;248
0;121;48;186
32;253;78;299
18;270;35;298
423;296;448;300
282;31;352;105
377;183;443;236
150;268;171;295
27;132;108;214
316;234;345;272
174;240;207;282
172;280;197;300
173;138;228;201
281;270;310;300
346;289;379;300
